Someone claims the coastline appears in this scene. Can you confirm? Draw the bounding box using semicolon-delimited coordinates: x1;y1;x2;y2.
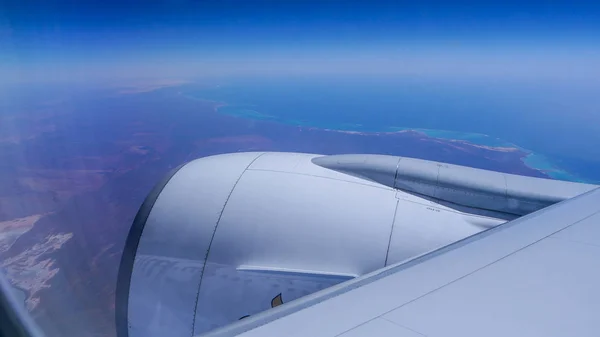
183;92;585;182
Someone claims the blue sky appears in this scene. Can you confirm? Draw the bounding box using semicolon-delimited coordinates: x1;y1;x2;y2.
2;1;600;82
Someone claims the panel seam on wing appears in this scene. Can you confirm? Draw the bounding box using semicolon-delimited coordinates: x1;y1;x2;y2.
189;152;267;336
372;208;600;320
393;156;402;189
384;199;400;267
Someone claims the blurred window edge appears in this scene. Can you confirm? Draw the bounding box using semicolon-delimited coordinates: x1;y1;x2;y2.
0;272;45;337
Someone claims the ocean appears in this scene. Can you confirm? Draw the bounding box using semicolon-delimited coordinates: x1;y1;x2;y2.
185;76;600;182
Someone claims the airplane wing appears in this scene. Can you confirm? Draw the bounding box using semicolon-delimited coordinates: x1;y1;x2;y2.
205;185;600;337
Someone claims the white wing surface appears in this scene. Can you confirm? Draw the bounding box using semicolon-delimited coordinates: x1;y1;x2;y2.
206;186;600;337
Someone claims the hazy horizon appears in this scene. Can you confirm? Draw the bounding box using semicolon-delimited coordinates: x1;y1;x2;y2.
2;0;600;165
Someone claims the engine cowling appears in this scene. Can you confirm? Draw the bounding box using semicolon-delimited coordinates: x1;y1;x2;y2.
116;152;514;337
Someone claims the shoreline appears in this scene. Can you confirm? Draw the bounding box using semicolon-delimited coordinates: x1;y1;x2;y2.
182;92;584;182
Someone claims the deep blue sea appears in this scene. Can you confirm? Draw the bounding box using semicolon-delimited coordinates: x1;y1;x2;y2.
186;76;600;182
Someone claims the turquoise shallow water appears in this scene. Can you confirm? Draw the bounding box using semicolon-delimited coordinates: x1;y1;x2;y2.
215;103;585;182
523;153;583;182
185;84;588;183
387;127;517;147
424;131;583;182
388;126;583;182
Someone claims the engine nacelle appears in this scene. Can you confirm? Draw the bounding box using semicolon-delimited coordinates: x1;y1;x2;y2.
116;152;520;337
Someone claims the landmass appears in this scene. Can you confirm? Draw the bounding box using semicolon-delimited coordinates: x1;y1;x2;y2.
1;233;73;310
115;79;191;94
0;81;586;336
0;214;50;253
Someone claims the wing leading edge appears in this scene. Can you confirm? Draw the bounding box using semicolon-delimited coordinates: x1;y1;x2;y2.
205;186;600;337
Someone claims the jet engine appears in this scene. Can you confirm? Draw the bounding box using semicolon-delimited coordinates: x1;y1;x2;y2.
116;152;593;337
